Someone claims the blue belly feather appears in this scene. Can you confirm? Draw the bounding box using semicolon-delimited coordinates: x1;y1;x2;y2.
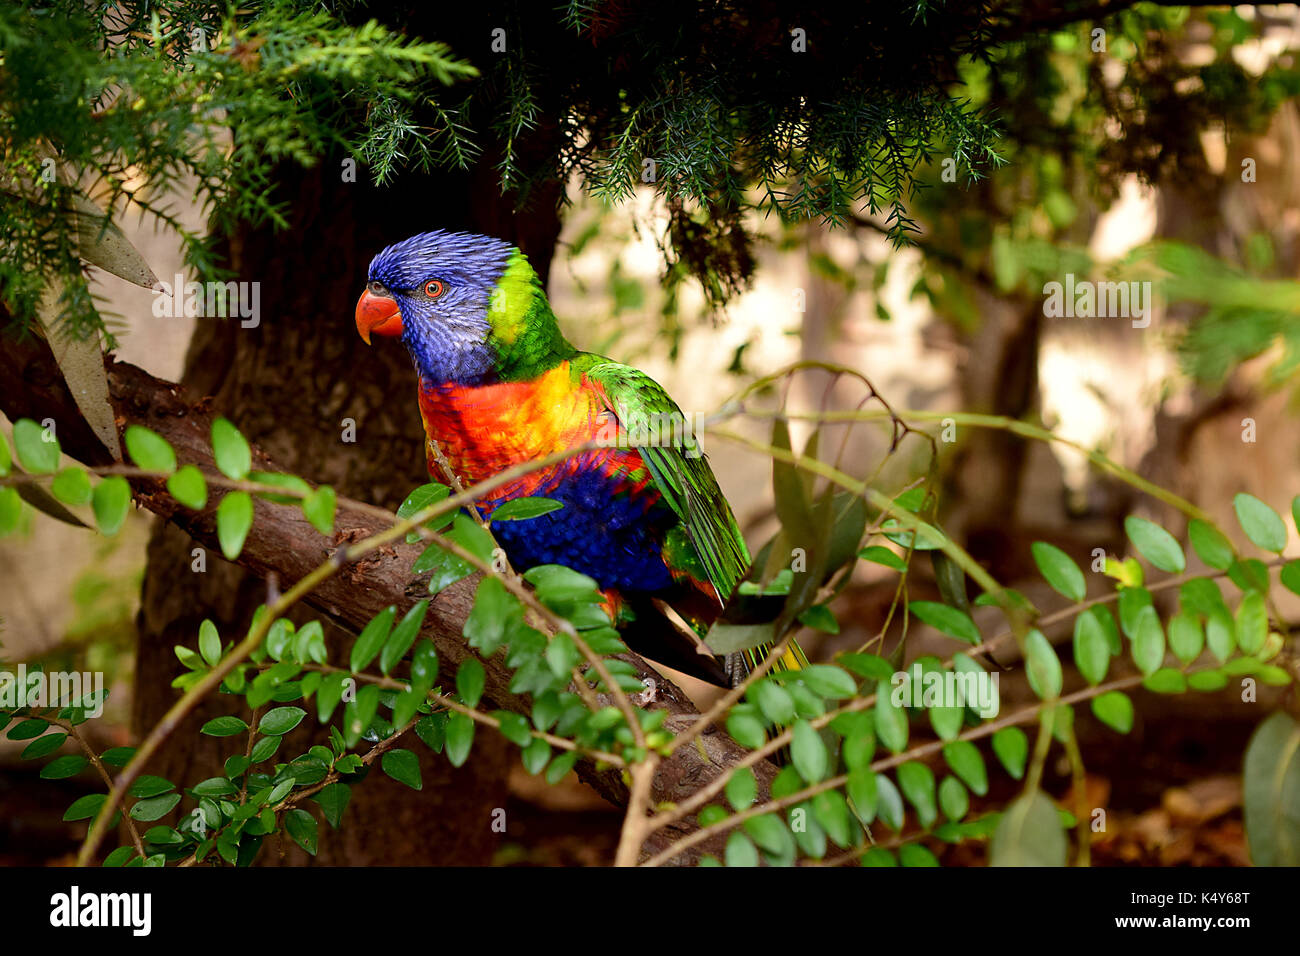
485;467;675;593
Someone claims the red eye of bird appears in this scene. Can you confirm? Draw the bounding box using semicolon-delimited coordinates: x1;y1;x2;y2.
424;279;445;299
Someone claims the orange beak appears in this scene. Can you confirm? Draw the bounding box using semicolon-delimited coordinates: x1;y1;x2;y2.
355;289;403;344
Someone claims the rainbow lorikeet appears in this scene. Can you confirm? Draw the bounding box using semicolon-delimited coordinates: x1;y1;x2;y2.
355;229;805;687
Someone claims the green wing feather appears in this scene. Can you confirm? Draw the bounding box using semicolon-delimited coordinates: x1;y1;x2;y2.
582;358;749;604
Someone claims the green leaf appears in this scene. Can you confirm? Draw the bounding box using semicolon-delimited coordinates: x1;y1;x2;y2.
1243;711;1300;866
943;740;989;796
796;604;840;634
413;542;473;593
342;684;380;748
381;600;429;675
381;748;423;790
314;783;351;829
790;721;828;783
1092;690;1134;733
1229;558;1270;594
1168;613;1204;664
752;679;796;726
1188;519;1234;571
847;769;879;823
397;483;452;543
545;750;578;785
858;545;907;571
840;653;894;680
21;732;68;759
249;471;312;504
1130;605;1165;677
861;847;897;867
1031;541;1086;601
520;737;549;774
990;790;1066;866
875;775;906;831
1181;578;1227;618
1206;608;1236;662
200;716;248;737
407;639;439;703
908;601;980;644
875;680;909;753
992;727;1028;779
284;808;318;855
1143;668;1187;694
1124;515;1185;573
524;564;602;604
215;490;253;559
258;706;306;736
744;813;794;863
1073;609;1110;685
1024;629;1062;699
726;766;757;811
812;790;853;848
488;496;564;522
450;513;496;563
316;672;348;724
302;486;336;535
91;475;131;535
192;776;238;796
124;425;176;474
464;576;519;657
1281;560;1300;598
493;711;532;748
1234;493;1287;553
199;619;221;667
899;843;940;867
1235;590;1268;655
0;430;9;476
40;755;89;779
445;712;475;767
51;467;92;506
126;780;174;801
726;709;766;749
544;633;580;678
130;793;181;822
897;761;937;828
929;700;964;742
211;417;252;481
350;606;396;674
293;621;326;666
939;776;969;821
457;658;486;708
100;747;136;768
0;486;22;535
13;418;60;473
166;465;208;510
725;831;759;867
64;793;107;822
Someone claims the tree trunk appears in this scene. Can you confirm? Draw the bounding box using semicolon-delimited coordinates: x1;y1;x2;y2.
133;155;564;865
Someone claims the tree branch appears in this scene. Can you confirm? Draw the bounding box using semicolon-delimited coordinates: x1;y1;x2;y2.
0;330;773;864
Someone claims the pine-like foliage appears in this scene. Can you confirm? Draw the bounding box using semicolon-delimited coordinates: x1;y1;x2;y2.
1;0;1007;333
0;1;476;336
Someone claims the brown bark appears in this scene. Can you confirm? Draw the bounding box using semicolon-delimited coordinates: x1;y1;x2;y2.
0;333;772;864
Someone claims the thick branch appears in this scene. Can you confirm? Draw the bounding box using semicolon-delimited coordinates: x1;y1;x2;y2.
0;331;771;864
